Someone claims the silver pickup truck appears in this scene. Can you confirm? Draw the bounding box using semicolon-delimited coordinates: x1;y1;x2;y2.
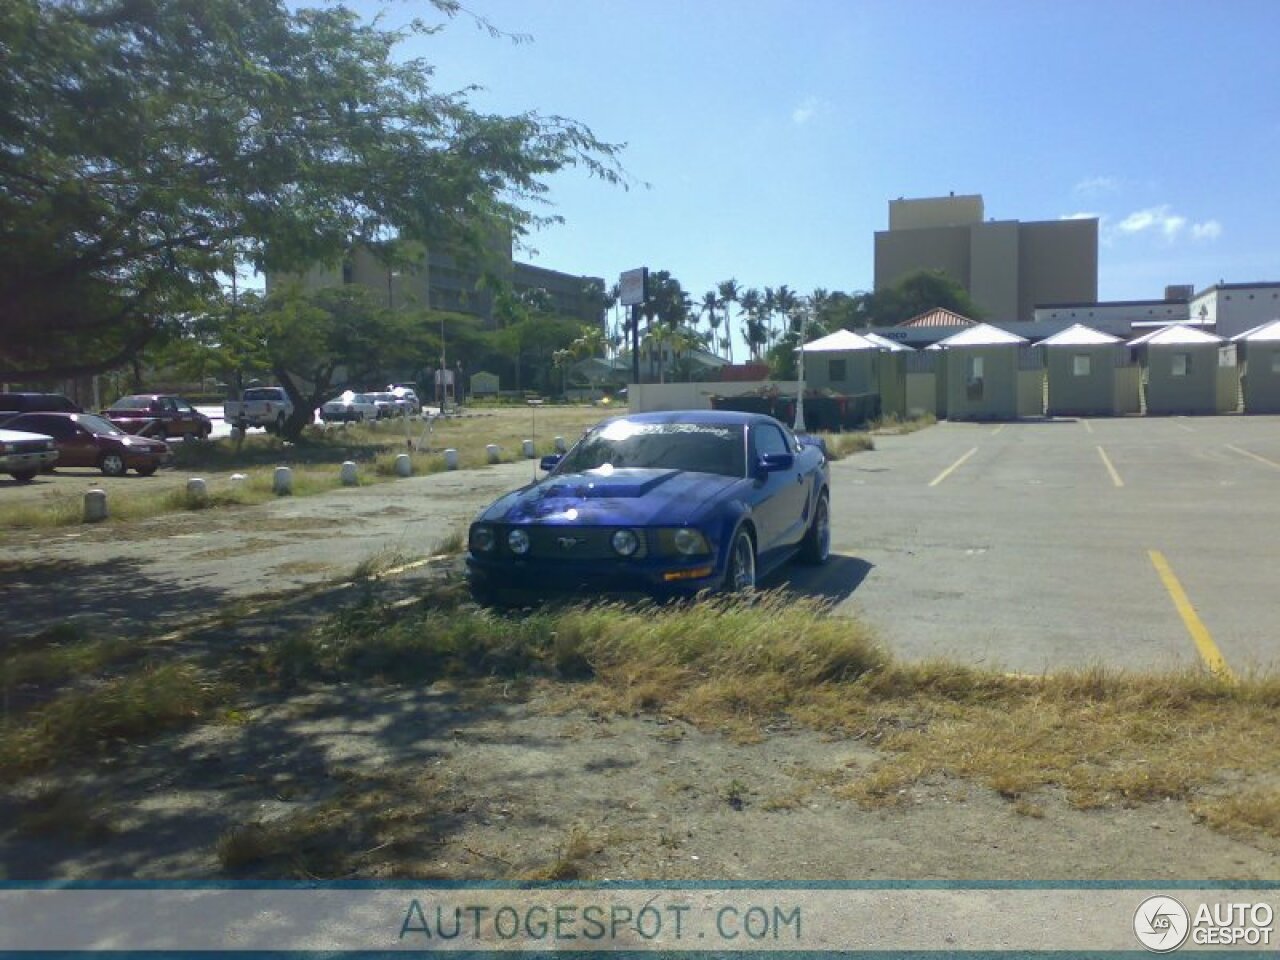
223;387;295;433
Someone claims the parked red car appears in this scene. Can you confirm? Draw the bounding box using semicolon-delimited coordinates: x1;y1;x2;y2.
102;394;213;439
3;412;172;476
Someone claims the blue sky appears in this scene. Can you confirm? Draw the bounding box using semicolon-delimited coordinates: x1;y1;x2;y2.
352;0;1280;344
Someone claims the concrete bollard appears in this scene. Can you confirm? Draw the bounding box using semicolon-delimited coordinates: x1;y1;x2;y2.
394;453;413;477
444;448;459;470
185;477;208;505
340;460;359;486
83;489;108;523
229;473;248;487
554;436;567;453
486;444;501;464
229;425;244;442
272;466;293;495
522;439;536;458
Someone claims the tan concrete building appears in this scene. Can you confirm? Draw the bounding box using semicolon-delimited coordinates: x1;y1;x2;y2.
874;194;1098;322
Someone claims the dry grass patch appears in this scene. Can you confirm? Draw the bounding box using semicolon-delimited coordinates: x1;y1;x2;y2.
872;413;936;435
814;431;874;460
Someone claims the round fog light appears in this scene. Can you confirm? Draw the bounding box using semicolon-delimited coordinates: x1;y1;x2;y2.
507;528;530;555
471;526;495;553
611;529;640;557
673;527;706;556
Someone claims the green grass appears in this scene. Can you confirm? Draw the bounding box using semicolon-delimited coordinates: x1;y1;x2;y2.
4;571;1279;842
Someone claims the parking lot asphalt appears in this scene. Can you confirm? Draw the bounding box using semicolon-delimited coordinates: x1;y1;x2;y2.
4;416;1277;676
813;416;1280;675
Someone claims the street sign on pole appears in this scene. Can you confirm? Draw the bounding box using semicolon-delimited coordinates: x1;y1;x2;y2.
619;267;648;307
620;268;648;387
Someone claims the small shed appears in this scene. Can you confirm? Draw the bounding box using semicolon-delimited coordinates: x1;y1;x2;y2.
1233;318;1280;413
799;329;878;394
469;370;500;396
933;323;1028;420
1039;324;1124;416
1130;324;1227;415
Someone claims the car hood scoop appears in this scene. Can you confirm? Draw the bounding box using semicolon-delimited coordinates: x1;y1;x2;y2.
546;468;678;499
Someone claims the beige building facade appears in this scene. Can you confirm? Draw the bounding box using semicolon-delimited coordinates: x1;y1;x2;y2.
874;195;1098;322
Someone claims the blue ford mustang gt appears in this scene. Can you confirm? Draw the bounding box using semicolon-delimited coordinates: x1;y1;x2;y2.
466;410;831;603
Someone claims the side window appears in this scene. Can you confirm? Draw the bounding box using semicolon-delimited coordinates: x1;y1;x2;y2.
162;398;179;413
754;424;791;458
828;358;847;382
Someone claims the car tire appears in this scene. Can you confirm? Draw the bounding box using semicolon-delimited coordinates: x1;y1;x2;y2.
721;527;757;595
100;453;126;477
9;469;37;483
798;491;831;565
135;465;158;477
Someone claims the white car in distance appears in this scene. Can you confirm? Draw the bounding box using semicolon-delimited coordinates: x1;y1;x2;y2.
320;391;380;423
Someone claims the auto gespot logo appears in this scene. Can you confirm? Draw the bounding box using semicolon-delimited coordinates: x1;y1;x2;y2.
1134;896;1274;952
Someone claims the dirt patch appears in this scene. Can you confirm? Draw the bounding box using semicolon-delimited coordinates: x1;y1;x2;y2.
2;678;1277;881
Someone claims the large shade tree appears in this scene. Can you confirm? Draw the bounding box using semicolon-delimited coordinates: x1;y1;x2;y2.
0;0;623;380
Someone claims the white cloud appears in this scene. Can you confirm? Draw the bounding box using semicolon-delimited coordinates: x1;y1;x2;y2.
791;97;821;126
1192;220;1223;241
1116;205;1187;241
1061;211;1101;221
1073;176;1120;196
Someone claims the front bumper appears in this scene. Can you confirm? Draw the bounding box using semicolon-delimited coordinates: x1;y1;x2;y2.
1;450;59;473
467;554;724;601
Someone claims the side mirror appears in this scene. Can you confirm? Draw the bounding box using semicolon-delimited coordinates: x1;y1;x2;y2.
756;452;794;476
539;454;563;472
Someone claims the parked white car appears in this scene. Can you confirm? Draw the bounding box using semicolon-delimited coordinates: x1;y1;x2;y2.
387;386;421;416
0;426;60;483
367;391;400;418
223;387;295;432
320;391;379;423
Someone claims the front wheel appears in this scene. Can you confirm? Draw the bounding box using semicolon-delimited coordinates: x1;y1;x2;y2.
9;469;37;483
100;453;126;477
798;491;831;565
721;527;757;594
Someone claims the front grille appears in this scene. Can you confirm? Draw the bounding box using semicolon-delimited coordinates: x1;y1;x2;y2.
520;526;648;561
10;440;52;455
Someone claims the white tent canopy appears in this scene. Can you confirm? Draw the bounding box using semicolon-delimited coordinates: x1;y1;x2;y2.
1037;323;1122;348
1231;318;1280;343
1128;323;1223;347
799;329;877;352
933;322;1029;349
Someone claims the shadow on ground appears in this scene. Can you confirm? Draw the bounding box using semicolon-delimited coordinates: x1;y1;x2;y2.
0;558;232;643
767;553;873;605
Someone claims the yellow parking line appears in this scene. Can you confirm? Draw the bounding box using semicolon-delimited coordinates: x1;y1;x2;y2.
991;424;1006;436
1096;445;1124;487
1226;444;1280;470
1149;550;1233;679
1081;419;1094;434
929;447;978;487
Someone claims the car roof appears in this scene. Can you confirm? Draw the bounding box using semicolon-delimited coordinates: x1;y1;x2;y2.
596;409;780;428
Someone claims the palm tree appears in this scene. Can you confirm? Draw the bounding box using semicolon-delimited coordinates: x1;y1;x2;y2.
717;279;740;364
739;288;763;361
700;291;721;354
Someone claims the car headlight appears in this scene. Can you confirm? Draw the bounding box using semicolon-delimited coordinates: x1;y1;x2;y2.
470;525;495;553
507;528;531;555
673;527;710;556
611;528;640;557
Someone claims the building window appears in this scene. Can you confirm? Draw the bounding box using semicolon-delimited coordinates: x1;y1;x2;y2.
1073;355;1091;377
1272;354;1280;374
1172;353;1191;377
828;358;847;382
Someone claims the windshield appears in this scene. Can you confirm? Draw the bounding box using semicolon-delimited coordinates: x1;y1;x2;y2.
556;420;746;478
110;396;151;410
77;414;125;435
